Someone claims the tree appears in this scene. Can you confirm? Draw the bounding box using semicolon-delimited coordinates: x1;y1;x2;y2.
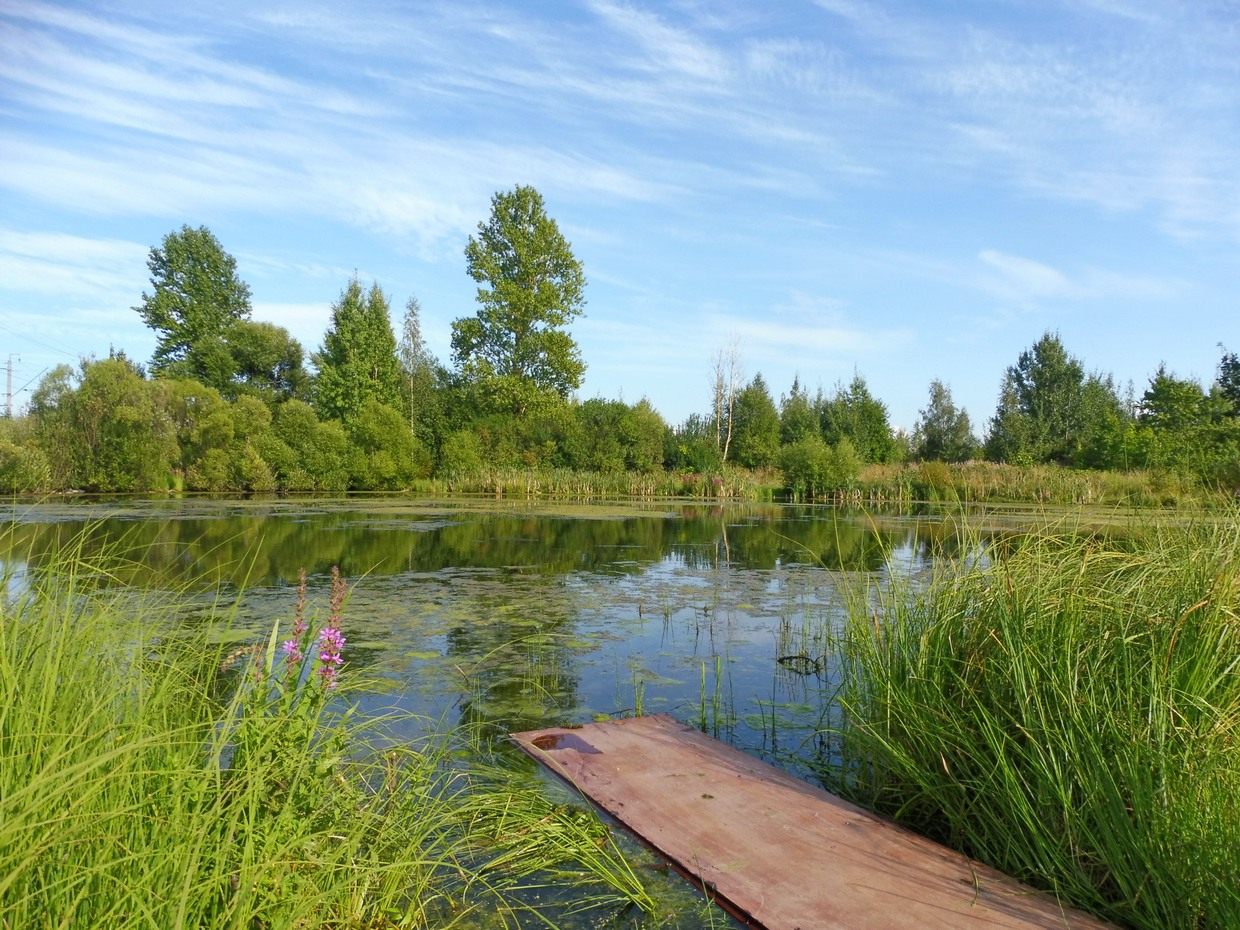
62;355;176;492
985;332;1087;465
399;295;444;451
1216;345;1240;417
451;185;586;416
779;376;816;446
179;320;309;403
313;276;404;423
225;321;309;404
135;225;252;375
819;374;897;463
711;338;743;461
345;398;427;489
730;374;781;468
29;365;77;489
912;380;977;463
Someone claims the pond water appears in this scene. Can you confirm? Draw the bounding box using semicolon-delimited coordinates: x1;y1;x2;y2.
0;496;1037;926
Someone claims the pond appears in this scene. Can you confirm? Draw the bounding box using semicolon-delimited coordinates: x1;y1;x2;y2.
0;496;1064;926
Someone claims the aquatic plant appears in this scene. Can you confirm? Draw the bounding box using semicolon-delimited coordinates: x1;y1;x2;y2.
824;517;1240;929
0;536;657;928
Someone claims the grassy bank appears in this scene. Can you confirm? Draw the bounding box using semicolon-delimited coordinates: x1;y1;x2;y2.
0;545;653;928
825;518;1240;929
857;461;1213;508
415;466;780;501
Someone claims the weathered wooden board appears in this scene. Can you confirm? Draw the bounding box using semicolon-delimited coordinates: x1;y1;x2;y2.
512;714;1117;930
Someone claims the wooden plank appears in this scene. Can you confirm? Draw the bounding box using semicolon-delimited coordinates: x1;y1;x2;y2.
512;714;1117;930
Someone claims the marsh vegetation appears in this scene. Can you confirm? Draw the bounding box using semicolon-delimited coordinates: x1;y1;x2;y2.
2;498;1236;928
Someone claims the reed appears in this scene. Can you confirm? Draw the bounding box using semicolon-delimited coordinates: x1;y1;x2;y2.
824;516;1240;929
859;461;1213;507
416;466;778;501
0;538;653;928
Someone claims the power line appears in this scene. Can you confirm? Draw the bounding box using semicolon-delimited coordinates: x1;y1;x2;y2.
0;317;83;359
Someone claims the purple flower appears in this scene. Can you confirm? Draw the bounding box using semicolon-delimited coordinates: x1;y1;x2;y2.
316;572;347;690
281;638;304;664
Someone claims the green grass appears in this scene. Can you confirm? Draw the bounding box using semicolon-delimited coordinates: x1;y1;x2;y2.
823;516;1240;929
412;466;779;501
859;461;1215;508
0;538;654;929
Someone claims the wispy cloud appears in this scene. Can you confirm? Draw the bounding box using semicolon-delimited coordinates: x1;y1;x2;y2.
977;250;1182;303
0;229;146;298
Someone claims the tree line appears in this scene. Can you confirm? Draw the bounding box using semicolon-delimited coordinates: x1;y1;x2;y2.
2;185;1237;496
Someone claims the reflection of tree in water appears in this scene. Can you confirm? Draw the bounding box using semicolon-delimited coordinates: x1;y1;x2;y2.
1;507;689;590
670;506;894;573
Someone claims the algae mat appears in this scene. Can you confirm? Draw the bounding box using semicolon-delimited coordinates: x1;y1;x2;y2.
512;714;1116;930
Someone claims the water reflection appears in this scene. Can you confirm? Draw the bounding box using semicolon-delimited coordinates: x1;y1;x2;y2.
0;498;986;768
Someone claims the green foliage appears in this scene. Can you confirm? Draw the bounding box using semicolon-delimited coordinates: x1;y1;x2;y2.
223;320;310;403
568;397;667;473
730;373;781;468
438;428;486;478
1135;365;1240;485
0;418;51;493
986;332;1125;467
779;376;817;446
55;356;177;492
159;378;236;488
27;365;76;489
827;523;1240;930
912;379;977;463
314;275;405;423
452;185;586;416
818;374;897;463
778;435;862;500
398;295;445;454
134;225;252;375
345;398;429;489
666;413;722;474
1216;345;1240;415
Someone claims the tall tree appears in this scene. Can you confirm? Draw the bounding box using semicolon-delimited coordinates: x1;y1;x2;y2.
1216;345;1240;417
313;275;404;423
986;332;1086;465
135;225;252;375
779;376;816;446
819;373;897;463
730;373;781;468
399;295;443;450
451;185;586;416
181;320;308;403
912;379;977;463
711;338;743;461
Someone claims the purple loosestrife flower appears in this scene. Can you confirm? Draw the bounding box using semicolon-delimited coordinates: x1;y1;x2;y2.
281;638;304;665
317;566;348;690
282;568;311;672
317;626;346;688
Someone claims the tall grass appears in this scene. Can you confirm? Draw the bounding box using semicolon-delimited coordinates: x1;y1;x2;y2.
0;538;653;928
859;461;1212;508
824;517;1240;929
412;466;778;501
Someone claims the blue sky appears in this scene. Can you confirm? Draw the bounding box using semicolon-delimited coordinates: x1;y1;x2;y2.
2;0;1237;432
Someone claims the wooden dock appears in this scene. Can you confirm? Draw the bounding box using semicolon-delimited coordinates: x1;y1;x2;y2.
512;714;1117;930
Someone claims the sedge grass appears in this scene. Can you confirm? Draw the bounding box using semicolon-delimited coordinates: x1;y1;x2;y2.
0;539;654;928
823;517;1240;929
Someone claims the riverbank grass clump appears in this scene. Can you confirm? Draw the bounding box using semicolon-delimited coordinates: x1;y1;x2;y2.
0;552;653;928
826;519;1240;929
